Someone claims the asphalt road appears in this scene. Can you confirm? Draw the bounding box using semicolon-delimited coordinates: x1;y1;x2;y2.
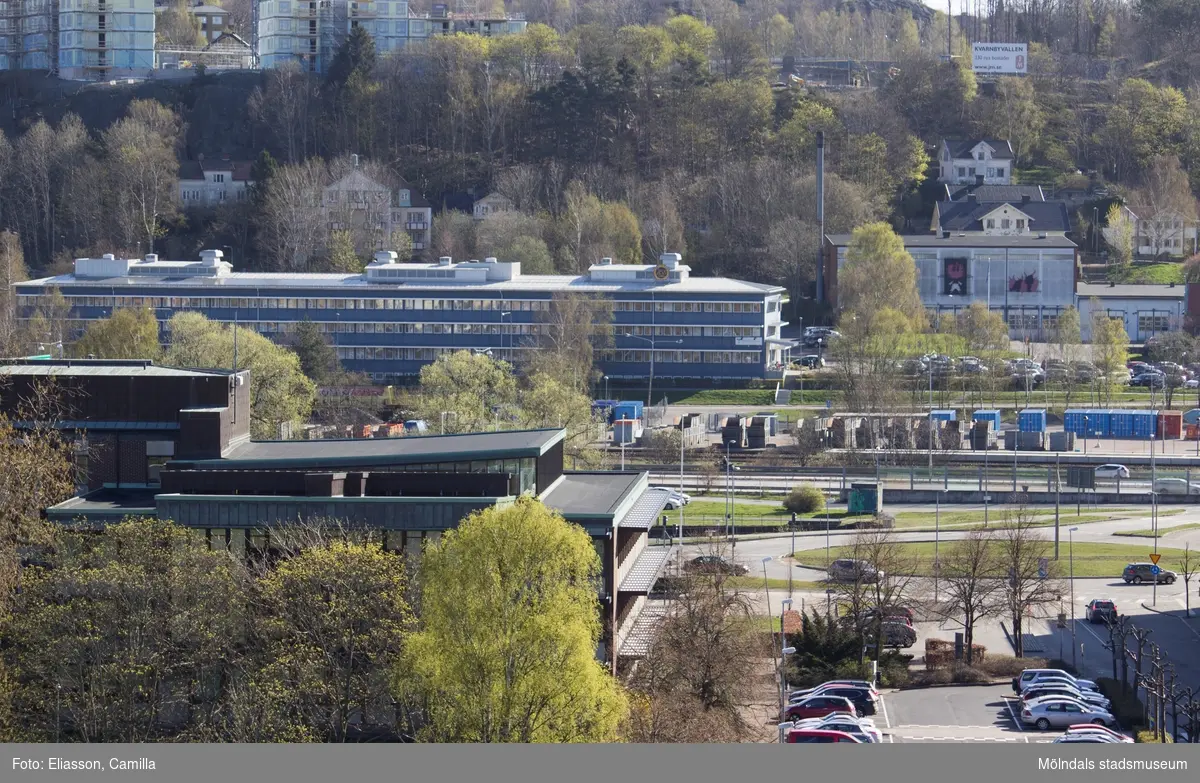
884;685;1041;743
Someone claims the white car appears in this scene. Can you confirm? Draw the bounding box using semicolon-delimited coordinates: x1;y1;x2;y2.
1153;478;1200;495
652;487;691;509
1063;724;1133;743
1013;669;1099;693
791;715;882;743
1093;464;1130;479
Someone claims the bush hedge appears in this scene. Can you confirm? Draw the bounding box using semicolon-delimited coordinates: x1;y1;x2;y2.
1136;731;1172;743
783;484;825;514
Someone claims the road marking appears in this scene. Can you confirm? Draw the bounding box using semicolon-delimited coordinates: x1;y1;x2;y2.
879;693;894;743
1003;696;1027;740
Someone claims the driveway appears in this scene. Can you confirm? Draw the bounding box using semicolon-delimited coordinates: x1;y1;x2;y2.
884;684;1049;743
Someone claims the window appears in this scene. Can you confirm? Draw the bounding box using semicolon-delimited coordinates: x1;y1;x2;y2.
996;168;1005;178
957;167;966;178
985;219;995;229
1016;219;1025;230
1138;315;1170;333
1001;219;1011;229
968;167;976;176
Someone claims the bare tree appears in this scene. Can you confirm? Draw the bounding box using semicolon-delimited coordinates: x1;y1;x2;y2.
103;103;183;253
248;63;320;164
257;158;327;271
1180;544;1195;619
831;527;923;662
994;508;1066;657
936;528;1003;665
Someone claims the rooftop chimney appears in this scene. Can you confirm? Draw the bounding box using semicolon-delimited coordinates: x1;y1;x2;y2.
1022;194;1031;204
351;154;360;168
975;174;985;186
438;256;453;266
942;230;951;239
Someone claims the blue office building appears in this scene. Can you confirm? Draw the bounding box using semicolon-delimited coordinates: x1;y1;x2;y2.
14;250;792;382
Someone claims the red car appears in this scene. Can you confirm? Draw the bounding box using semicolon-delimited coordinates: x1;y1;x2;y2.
786;729;863;744
784;695;857;722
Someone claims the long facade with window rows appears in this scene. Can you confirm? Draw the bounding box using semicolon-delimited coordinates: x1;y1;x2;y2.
15;250;791;382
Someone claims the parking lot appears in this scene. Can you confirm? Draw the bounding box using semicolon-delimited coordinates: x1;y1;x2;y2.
882;684;1056;743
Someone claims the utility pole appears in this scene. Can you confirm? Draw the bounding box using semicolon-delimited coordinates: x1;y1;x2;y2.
947;0;952;58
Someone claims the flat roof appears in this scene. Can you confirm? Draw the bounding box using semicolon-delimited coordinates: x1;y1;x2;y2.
185;428;566;468
542;472;645;518
47;489;158;521
825;233;1078;249
1077;283;1185;300
19;271;784;297
0;359;236;378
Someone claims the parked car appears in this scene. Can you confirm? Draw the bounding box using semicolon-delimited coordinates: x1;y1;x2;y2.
789;680;880;699
1020;674;1102;694
788;685;877;716
797;354;826;369
1021;698;1116;730
685;555;747;575
1013;669;1099;694
1122;562;1177;585
1093;464;1130;479
784;695;858;722
827;558;883;583
651;487;691;509
1053;734;1118;743
784;728;863;743
1085;599;1118;624
1064;724;1133;743
1152;478;1200;496
1022;687;1111;711
791;716;881;743
1130;372;1166;388
879;620;917;648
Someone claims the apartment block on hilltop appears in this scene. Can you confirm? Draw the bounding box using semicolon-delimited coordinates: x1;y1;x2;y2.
938;138;1015;185
257;0;526;73
0;0;155;77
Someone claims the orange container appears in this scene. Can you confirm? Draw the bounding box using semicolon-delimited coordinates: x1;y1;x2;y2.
1157;411;1183;440
1187;424;1200;441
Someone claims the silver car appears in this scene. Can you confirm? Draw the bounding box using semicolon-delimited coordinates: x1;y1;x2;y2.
828;558;883;583
1021;698;1115;731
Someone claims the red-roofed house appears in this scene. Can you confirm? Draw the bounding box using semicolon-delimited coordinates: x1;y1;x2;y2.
179;154;254;209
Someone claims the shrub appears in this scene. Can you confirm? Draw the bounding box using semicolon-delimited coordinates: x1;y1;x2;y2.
1136;731;1172;743
978;655;1047;678
783;484;825;514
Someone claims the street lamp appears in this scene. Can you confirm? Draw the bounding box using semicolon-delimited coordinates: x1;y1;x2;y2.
624;332;682;408
935;489;946;602
724;440;739;556
439;410;458;434
602;374;609;400
762;556;773;620
1069;525;1079;669
499;311;512;359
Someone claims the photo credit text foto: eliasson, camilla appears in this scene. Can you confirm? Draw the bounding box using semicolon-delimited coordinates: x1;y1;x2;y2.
13;758;156;771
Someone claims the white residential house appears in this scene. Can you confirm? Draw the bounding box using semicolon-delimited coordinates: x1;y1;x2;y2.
473;192;514;220
1127;205;1198;257
938;138;1015;185
178;156;254;209
930;196;1071;237
321;164;432;255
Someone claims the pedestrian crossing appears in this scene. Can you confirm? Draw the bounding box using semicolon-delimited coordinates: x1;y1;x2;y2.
889;724;1051;744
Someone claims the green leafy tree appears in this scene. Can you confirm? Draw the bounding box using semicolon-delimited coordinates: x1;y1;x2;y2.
1090;303;1130;405
838;222;924;326
256;541;412;742
5;518;244;742
400;498;627;742
500;235;554;274
409;350;518;434
70;307;162;361
519;372;600;468
1102;203;1135;268
325;229;362;273
165;312;316;438
288;319;340;385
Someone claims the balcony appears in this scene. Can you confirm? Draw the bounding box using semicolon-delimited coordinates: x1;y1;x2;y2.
405;221;427;230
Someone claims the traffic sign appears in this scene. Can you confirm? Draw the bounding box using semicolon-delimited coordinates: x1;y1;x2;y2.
1151;566;1161;575
1038;557;1048;580
1150;553;1162;565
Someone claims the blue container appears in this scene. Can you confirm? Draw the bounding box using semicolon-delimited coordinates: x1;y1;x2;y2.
612;400;644;422
1132;410;1159;439
1109;411;1135;438
973;409;1002;430
1018;408;1047;433
1063;409;1087;436
1083;409;1110;437
931;409;956;422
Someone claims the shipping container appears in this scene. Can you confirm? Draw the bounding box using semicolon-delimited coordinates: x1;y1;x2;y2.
1158;411;1183;440
613;418;642;444
1048;431;1076;452
1109;411;1135;439
755;412;779;436
1132;410;1159;439
1084;409;1111;437
972;409;1002;430
1018;408;1047;433
612;400;644;422
930;409;956;422
1186;424;1200;441
1063;409;1088;436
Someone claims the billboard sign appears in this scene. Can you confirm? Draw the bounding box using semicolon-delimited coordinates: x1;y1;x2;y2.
972;43;1027;74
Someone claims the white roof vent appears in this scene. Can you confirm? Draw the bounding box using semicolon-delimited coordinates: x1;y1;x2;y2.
143;253;158;264
371;250;398;265
438;256;453;266
598;257;613;266
484;256;497;264
659;252;682;269
199;248;224;266
102;253;116;261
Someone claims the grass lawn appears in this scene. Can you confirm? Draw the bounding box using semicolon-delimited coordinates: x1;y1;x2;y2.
793;541;1195;578
1109;263;1185;285
725;576;825;592
668;389;778;406
1113;522;1200;539
891;509;1132;530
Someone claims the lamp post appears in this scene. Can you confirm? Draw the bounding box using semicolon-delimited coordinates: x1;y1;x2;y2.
439;410;458;434
1069;525;1079;669
624;332;682;408
762;556;773;621
499;310;512;360
725;439;738;558
778;597;795;726
935;489;944;602
603;374;609;400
